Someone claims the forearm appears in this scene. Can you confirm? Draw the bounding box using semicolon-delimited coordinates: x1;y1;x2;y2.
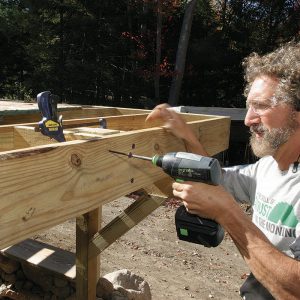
181;129;208;156
183;136;208;156
218;202;300;299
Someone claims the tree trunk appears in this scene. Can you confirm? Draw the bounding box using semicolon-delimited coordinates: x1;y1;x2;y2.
154;0;162;102
59;0;65;101
168;0;197;106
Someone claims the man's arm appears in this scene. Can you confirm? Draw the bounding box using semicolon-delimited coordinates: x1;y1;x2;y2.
172;181;300;300
221;202;300;300
146;104;208;155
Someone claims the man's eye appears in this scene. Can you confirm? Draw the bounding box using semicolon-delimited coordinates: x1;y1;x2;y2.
256;104;269;110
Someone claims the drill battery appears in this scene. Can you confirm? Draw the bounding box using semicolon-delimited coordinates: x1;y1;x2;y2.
175;205;224;247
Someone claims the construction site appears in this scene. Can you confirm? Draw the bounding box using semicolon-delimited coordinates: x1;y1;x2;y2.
0;99;250;299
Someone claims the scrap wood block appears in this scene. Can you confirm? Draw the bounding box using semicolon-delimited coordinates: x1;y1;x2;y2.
2;239;75;280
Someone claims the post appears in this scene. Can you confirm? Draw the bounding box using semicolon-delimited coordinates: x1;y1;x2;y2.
76;207;101;299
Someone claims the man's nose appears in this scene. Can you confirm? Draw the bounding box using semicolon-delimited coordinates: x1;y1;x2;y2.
244;107;260;127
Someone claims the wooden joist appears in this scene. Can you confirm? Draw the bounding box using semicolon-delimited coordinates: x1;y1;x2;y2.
0;102;150;125
0;113;230;250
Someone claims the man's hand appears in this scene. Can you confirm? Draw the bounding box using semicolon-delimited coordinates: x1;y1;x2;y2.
146;104;208;155
146;104;191;140
172;181;235;222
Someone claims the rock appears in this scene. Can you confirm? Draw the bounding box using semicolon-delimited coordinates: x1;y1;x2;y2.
96;277;114;299
65;293;76;300
0;254;20;274
22;264;53;291
0;283;7;292
23;280;34;291
51;285;72;298
14;279;24;291
104;269;151;300
111;290;129;300
16;269;26;281
2;271;17;284
0;287;42;300
53;277;68;288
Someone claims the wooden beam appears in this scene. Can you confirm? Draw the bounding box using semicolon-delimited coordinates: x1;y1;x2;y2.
89;191;167;257
1;111;217;133
0;126;14;152
76;207;101;300
0;106;151;125
2;239;76;280
0;117;230;249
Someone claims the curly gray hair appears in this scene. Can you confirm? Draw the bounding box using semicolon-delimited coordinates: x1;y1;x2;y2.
243;41;300;110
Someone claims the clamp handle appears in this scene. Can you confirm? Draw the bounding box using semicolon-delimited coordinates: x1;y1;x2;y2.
37;91;66;142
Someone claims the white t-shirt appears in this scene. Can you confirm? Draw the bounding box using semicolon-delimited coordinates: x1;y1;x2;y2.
222;156;300;259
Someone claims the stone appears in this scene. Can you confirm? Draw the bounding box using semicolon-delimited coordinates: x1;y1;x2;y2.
104;269;151;300
65;293;76;300
0;254;20;274
51;285;71;298
0;287;42;300
96;277;114;299
2;272;17;284
53;277;68;288
44;292;53;300
14;279;24;291
23;280;34;291
111;289;129;300
22;264;53;291
16;269;26;280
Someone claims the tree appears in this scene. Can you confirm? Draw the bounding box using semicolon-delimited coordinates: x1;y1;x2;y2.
168;0;197;106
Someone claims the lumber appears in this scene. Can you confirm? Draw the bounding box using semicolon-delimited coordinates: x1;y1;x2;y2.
0;115;229;249
76;210;99;300
0;104;150;125
2;239;76;280
89;190;167;257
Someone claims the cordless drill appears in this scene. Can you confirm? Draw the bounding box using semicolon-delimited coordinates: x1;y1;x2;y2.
109;150;225;247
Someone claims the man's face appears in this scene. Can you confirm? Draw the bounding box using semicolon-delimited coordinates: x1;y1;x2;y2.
245;76;298;158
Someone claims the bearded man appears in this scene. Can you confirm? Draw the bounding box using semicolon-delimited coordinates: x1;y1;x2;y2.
146;41;300;300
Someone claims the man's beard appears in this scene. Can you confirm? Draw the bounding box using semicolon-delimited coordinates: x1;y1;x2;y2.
250;117;298;158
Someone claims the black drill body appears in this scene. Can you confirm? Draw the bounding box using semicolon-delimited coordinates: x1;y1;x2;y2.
153;152;224;247
109;150;225;247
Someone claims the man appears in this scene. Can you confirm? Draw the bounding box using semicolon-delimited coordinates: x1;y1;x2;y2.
146;41;300;299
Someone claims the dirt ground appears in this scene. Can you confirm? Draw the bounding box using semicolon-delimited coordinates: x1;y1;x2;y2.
34;196;250;300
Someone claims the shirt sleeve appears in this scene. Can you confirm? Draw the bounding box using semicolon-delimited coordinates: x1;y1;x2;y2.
221;162;259;205
290;236;300;260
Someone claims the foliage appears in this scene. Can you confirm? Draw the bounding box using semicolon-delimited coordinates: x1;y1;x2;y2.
0;0;299;108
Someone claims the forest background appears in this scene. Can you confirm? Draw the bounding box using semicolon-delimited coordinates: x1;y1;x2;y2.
0;0;299;109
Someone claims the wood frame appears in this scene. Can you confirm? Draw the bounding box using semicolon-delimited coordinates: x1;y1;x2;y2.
0;105;230;299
